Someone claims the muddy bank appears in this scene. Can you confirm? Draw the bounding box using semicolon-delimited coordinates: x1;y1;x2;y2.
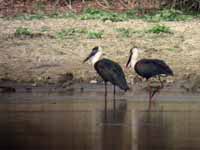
0;78;200;97
0;18;200;87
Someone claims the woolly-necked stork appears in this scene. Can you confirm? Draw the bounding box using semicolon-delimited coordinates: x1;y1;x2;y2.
83;46;129;113
126;47;173;101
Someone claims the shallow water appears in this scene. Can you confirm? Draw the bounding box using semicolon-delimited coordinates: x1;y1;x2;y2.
0;85;200;150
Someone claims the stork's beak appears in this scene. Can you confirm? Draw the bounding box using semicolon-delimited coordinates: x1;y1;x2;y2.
83;51;94;63
126;53;132;68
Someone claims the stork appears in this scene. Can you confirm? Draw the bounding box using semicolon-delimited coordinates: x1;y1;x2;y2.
126;47;173;101
83;46;129;114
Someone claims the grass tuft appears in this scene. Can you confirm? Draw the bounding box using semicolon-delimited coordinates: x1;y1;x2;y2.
147;24;172;34
87;30;104;39
15;27;33;36
56;28;87;39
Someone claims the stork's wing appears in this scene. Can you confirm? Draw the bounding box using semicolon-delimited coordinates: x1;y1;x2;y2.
94;58;129;91
150;59;173;75
137;59;173;76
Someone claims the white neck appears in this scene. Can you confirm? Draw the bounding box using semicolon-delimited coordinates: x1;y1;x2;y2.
91;50;102;65
130;48;139;68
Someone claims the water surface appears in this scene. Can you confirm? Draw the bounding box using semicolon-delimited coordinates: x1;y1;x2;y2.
0;85;200;150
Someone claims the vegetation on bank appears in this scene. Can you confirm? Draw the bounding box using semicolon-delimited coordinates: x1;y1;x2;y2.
55;28;104;39
14;23;173;40
3;8;199;22
15;27;33;37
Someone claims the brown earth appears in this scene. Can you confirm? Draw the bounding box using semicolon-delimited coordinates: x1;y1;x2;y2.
0;18;200;91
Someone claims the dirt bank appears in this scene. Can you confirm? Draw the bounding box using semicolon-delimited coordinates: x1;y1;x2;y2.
0;18;200;90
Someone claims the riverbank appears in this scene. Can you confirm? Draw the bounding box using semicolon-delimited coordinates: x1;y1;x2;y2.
0;18;200;92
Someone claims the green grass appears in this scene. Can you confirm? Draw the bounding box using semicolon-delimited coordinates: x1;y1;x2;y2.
147;24;172;34
15;27;33;36
80;8;128;22
80;8;196;22
12;12;77;21
87;30;104;39
115;25;172;38
56;28;104;39
5;8;134;21
40;26;50;32
167;48;177;52
143;9;194;22
56;28;87;39
5;8;198;22
124;9;138;19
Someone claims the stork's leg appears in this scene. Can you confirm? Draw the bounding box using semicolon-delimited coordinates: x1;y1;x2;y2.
148;80;157;103
158;76;164;89
147;79;152;103
113;85;116;114
148;76;164;102
151;88;159;100
104;82;107;121
149;75;164;100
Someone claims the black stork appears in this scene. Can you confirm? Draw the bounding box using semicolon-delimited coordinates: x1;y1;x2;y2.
126;47;173;101
83;46;129;113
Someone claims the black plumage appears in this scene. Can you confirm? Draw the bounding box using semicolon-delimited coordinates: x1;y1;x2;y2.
95;58;129;91
83;46;129;116
134;59;173;80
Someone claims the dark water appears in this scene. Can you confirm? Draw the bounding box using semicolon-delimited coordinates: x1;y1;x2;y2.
0;84;200;150
0;99;200;150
